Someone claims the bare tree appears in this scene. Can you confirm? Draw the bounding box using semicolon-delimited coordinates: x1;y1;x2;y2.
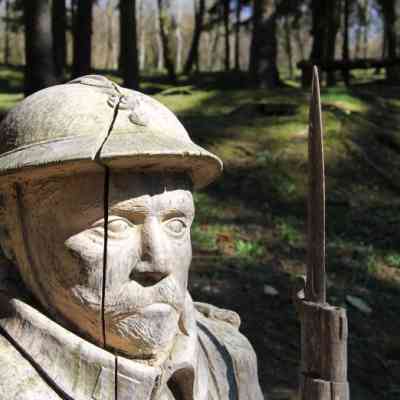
377;0;400;80
342;0;350;85
308;0;341;86
4;0;10;66
72;0;93;78
157;0;176;81
137;0;146;71
326;1;341;85
105;0;115;70
24;0;57;96
175;0;182;73
52;0;66;80
234;0;242;70
293;16;305;61
120;0;139;89
249;0;280;88
223;0;230;71
184;0;206;74
283;15;293;79
155;1;164;71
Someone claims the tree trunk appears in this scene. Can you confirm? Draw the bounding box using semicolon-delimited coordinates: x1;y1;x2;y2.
354;24;361;58
284;15;293;80
155;4;164;72
325;1;341;86
24;0;57;96
4;0;10;66
209;26;221;71
294;25;305;61
304;0;326;86
175;0;182;73
380;0;400;80
223;0;230;71
310;0;325;61
249;0;280;88
105;0;114;70
138;0;146;71
119;0;139;89
234;0;241;71
249;0;262;77
309;0;341;86
184;0;205;75
362;0;370;59
52;0;66;80
72;0;93;78
342;0;350;85
157;0;176;82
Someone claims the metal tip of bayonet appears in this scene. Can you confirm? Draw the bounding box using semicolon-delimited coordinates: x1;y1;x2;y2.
306;65;326;304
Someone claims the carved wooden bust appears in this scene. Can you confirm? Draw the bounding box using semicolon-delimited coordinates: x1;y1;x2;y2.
0;76;264;400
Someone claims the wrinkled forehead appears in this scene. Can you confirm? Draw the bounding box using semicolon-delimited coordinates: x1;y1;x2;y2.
20;171;193;216
109;171;194;215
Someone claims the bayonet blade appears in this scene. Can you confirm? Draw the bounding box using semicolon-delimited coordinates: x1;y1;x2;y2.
306;66;326;304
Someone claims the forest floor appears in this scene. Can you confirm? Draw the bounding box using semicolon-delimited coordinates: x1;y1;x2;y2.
1;67;400;399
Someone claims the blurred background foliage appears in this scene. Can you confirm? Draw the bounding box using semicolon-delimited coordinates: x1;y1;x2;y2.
0;0;399;398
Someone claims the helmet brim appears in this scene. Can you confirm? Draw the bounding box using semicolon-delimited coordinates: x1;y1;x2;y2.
0;131;222;189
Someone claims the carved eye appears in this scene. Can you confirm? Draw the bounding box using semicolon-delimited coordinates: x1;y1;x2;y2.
164;219;187;236
107;218;131;234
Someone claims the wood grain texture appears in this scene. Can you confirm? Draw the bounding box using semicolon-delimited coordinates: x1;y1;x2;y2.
296;67;349;400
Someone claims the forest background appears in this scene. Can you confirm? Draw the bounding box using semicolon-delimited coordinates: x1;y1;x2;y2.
1;1;400;399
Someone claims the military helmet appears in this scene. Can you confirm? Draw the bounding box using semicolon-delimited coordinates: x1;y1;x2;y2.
0;75;222;188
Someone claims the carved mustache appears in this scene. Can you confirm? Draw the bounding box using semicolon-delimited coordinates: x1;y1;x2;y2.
104;273;185;318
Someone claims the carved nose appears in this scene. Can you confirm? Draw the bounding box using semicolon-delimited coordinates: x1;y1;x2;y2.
132;217;170;283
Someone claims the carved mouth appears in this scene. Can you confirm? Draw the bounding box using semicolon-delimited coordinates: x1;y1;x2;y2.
129;271;166;287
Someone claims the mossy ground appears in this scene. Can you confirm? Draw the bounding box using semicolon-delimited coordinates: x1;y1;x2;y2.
1;67;400;399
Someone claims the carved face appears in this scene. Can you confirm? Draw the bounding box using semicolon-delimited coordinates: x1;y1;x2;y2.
16;172;194;361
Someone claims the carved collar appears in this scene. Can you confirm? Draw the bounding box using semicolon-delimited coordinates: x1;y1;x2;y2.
0;291;208;400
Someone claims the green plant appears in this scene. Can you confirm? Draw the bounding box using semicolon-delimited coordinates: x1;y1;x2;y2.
384;252;400;269
276;218;302;246
235;239;264;259
191;224;217;251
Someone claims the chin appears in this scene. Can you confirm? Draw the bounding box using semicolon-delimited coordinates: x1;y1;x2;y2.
105;303;180;361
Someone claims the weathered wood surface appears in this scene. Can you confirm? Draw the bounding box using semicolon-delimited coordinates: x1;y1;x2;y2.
295;67;349;400
306;66;325;304
0;75;264;399
299;299;349;400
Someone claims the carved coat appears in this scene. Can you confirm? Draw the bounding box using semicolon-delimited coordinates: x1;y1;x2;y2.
0;269;264;400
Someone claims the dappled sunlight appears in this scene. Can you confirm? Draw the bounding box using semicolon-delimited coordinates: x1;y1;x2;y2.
1;66;400;398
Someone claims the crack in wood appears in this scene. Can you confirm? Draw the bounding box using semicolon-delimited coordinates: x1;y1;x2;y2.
101;166;110;350
92;94;122;399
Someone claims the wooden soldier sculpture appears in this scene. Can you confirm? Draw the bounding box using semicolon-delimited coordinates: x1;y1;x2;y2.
0;75;264;400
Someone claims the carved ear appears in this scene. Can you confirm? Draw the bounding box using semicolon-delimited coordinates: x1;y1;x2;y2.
178;293;196;336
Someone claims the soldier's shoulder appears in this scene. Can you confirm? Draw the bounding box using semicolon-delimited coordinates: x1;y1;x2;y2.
0;334;62;400
194;302;265;400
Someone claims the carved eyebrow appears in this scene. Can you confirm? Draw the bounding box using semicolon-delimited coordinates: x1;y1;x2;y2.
160;209;191;221
109;196;150;213
110;204;148;213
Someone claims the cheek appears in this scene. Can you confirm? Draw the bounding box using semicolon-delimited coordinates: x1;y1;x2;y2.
106;235;140;288
169;237;192;287
64;231;105;293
